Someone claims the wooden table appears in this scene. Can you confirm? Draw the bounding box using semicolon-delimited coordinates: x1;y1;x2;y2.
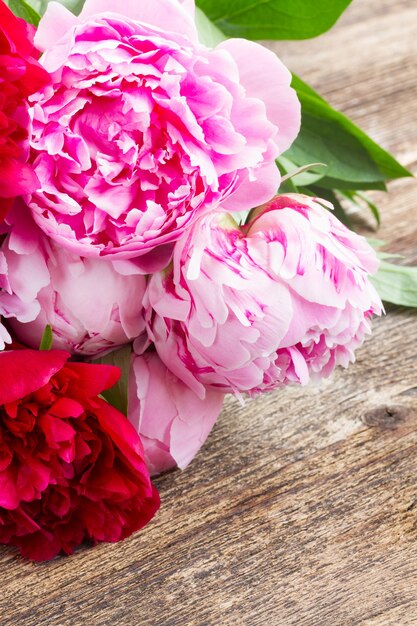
1;1;416;624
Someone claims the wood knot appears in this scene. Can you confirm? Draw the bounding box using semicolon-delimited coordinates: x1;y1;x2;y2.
362;404;412;429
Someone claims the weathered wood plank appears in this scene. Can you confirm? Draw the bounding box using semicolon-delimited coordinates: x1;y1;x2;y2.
0;0;416;624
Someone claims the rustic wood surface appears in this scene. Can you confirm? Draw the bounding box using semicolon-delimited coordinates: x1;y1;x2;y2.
1;0;416;624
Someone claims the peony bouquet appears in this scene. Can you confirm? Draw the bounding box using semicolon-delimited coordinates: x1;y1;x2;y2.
0;0;407;561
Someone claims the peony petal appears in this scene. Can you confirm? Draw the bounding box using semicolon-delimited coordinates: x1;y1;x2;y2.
79;0;198;42
111;244;174;275
34;2;78;52
221;161;281;213
0;1;34;56
128;351;224;474
178;0;195;17
170;385;224;469
0;160;40;198
218;39;301;154
94;396;152;479
64;362;121;398
0;350;69;405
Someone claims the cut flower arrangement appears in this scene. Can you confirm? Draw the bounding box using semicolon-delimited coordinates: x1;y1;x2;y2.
0;0;413;561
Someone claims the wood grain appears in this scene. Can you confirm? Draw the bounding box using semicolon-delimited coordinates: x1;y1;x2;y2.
1;1;416;624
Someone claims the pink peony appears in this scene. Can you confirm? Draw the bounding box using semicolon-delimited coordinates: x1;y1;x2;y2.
0;207;45;350
128;350;224;475
27;0;300;267
145;194;383;397
0;205;146;356
0;252;13;349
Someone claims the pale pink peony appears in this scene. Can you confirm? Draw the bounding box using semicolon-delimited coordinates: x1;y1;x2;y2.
26;0;300;267
128;350;224;475
0;205;147;356
145;194;383;397
0;252;13;349
0;211;46;349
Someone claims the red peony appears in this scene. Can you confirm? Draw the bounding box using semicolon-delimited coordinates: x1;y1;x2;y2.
0;349;160;561
0;2;49;221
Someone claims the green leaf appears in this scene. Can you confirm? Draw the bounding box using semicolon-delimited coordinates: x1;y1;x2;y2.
291;75;327;103
315;177;387;191
39;325;53;351
338;190;381;226
195;0;353;41
59;0;84;13
290;76;412;183
5;0;41;25
367;238;387;250
28;0;84;16
371;261;417;308
94;344;132;415
195;6;226;47
285;92;388;188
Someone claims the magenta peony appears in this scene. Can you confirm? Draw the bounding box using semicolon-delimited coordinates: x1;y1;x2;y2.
26;0;300;267
145;194;383;397
0;205;147;356
0;349;159;561
128;350;225;475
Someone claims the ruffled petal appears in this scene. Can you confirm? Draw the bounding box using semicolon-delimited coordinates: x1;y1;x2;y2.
221;161;281;213
34;2;78;52
79;0;198;41
218;38;301;154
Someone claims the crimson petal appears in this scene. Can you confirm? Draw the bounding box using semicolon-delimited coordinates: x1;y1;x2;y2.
0;350;69;405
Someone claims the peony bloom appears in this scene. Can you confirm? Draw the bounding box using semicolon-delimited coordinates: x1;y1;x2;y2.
0;349;159;561
0;2;49;221
145;194;383;397
128;350;225;475
0;205;45;350
0;252;13;349
0;204;147;356
27;0;300;267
